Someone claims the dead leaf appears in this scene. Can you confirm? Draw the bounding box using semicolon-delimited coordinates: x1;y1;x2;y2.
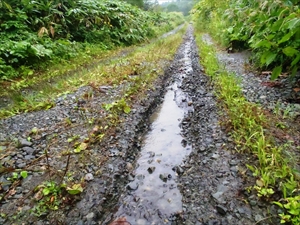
261;71;272;75
261;81;281;87
7;188;16;197
256;179;264;187
34;189;43;201
109;217;131;225
293;88;300;92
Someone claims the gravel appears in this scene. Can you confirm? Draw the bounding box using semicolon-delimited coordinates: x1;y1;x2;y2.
0;28;298;225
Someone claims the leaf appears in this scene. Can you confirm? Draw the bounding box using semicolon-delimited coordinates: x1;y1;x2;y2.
261;51;277;66
227;27;233;33
291;54;300;66
271;66;282;80
286;18;300;30
42;188;50;196
74;142;88;153
123;105;131;114
253;40;272;49
66;184;83;195
20;171;28;179
256;179;264;187
278;32;293;44
293;88;300;92
282;47;298;57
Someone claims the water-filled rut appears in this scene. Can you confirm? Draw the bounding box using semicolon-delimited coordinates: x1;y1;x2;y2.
111;32;195;225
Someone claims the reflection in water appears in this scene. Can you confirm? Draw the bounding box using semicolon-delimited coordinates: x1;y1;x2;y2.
113;36;193;225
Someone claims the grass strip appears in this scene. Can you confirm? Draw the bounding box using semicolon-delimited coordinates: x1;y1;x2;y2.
0;24;186;119
194;28;300;224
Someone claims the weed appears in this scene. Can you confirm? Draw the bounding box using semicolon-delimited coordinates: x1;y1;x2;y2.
195;30;300;224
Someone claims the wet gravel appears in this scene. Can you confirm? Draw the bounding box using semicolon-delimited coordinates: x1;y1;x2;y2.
0;27;299;225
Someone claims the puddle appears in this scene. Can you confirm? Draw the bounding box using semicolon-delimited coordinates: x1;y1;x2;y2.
112;36;194;225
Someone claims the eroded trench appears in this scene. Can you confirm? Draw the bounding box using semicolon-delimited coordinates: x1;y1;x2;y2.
110;30;195;225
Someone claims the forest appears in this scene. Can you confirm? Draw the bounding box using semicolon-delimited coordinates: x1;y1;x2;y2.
0;0;184;79
192;0;300;80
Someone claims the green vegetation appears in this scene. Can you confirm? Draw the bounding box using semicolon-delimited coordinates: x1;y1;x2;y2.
192;0;300;79
0;0;184;80
160;0;195;16
194;27;300;224
0;0;184;118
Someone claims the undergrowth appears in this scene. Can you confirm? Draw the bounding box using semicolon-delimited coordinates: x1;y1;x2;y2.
0;22;186;119
195;27;300;224
192;0;300;79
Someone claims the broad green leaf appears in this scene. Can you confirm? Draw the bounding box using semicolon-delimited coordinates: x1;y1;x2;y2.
123;105;131;114
271;66;282;80
74;142;88;153
287;18;300;30
227;27;233;33
20;171;28;179
282;47;298;57
291;54;300;66
278;32;293;44
42;188;50;196
252;40;272;49
66;184;83;195
261;51;277;66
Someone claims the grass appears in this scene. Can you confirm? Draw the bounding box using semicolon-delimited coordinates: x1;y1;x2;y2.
0;23;186;119
0;24;187;223
194;25;300;224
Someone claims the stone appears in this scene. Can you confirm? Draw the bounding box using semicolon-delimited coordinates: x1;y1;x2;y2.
23;146;36;155
18;139;33;148
147;167;155;174
84;173;94;181
159;173;170;182
17;163;26;168
127;182;139;191
86;212;95;221
216;205;227;215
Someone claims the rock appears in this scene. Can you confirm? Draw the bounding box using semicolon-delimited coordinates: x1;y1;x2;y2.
147;167;155;174
22;146;34;155
86;212;95;221
181;139;187;147
84;173;94;181
148;151;155;157
17;163;26;168
254;214;263;222
24;155;34;160
77;220;84;225
159;173;170;182
229;159;239;166
172;165;184;175
216;205;227;215
211;153;219;159
18;139;33;148
127;174;135;181
127;182;139;191
126;162;133;171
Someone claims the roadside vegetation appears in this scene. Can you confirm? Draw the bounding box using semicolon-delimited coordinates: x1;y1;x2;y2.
0;27;186;223
0;0;186;221
0;0;184;118
192;0;300;223
192;0;300;80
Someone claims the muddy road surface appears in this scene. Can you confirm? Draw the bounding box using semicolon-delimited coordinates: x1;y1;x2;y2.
0;25;287;225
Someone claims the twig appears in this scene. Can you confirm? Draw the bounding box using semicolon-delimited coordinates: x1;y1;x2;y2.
254;215;275;225
44;147;52;180
60;152;71;185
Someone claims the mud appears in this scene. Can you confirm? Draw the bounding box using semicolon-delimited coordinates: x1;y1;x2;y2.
0;26;288;225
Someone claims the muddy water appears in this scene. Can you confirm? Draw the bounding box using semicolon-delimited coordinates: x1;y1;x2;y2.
112;36;194;225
